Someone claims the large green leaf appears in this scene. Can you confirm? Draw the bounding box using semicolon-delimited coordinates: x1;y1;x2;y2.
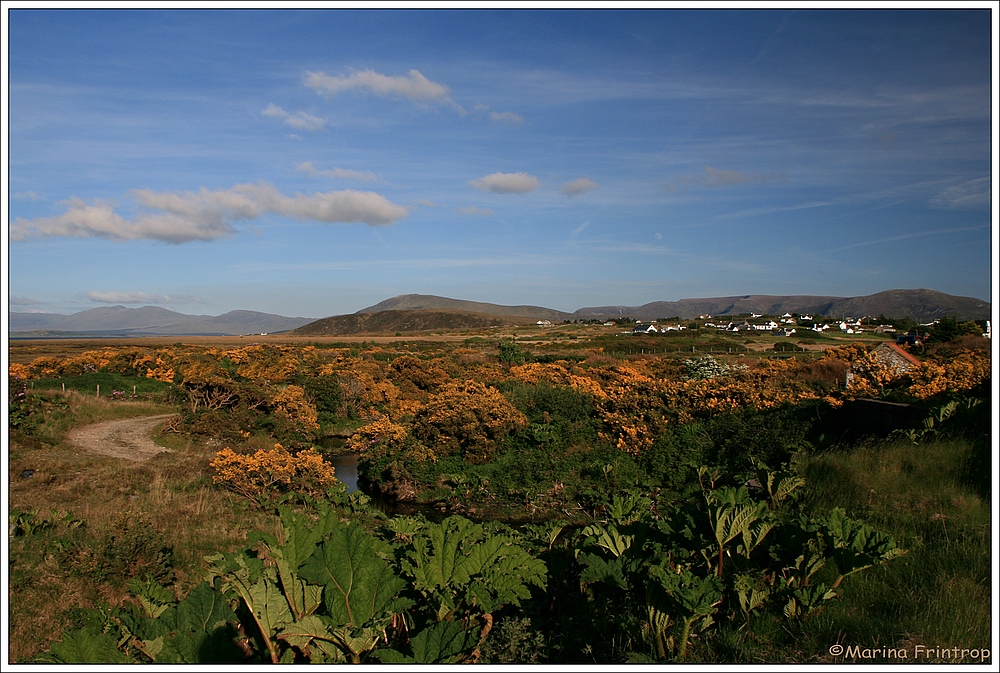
822;508;908;582
376;620;480;664
580;522;635;558
649;567;723;619
38;629;134;664
157;582;241;663
299;522;411;629
578;551;629;590
118;582;241;663
402;516;546;620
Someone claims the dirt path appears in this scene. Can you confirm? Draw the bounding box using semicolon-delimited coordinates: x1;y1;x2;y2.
66;414;179;462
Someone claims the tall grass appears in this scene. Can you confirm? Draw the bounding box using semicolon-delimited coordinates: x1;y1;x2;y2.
797;436;991;662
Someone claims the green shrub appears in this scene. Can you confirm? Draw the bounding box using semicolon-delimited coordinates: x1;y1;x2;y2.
87;511;174;586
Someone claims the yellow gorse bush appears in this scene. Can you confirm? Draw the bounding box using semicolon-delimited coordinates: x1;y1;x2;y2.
907;349;990;400
271;385;320;431
209;444;338;505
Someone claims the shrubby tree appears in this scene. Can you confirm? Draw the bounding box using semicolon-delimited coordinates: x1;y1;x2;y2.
411;380;529;464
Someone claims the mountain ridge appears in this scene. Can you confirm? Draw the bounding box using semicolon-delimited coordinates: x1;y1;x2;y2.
356;289;990;324
9;289;990;337
9;305;316;336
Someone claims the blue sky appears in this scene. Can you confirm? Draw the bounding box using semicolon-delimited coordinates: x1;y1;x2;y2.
6;6;996;319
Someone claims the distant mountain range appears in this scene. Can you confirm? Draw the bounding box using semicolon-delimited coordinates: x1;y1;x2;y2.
356;289;990;324
570;288;992;323
9;305;315;337
295;289;990;336
8;289;990;338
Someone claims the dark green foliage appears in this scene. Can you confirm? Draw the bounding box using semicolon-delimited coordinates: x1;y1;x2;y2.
36;628;134;664
88;511;174;586
32;371;174;397
376;620;481;663
9;374;42;431
498;337;526;365
479;616;548;664
641;422;713;491
297;373;343;425
926;316;980;344
702;404;815;475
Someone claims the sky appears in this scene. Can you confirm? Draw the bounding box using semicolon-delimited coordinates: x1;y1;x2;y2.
5;5;997;319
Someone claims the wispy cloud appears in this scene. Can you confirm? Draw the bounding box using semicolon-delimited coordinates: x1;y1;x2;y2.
811;224;990;256
11;182;409;243
85;291;204;305
589;242;767;274
714;201;832;220
456;206;495;216
232;254;568;274
12;191;43;202
930;177;991;209
469;172;539;194
489;110;524;125
297;161;378;183
666;165;787;191
262;103;326;131
704;166;787;187
10;295;44;306
560;178;599;196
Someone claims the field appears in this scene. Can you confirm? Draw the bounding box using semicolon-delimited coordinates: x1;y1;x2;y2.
6;325;992;664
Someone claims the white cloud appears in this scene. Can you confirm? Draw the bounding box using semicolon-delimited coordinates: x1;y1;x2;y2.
13;191;42;201
262;103;326;131
469;172;540;194
10;182;409;243
490;111;524;125
297;161;378;183
304;68;451;104
85;291;202;305
456;206;495;216
560;178;598;196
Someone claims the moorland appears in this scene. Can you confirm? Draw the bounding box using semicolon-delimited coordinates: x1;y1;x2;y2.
6;314;992;665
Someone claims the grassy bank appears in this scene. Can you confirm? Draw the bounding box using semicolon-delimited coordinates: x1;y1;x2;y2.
7;393;277;663
800;436;991;662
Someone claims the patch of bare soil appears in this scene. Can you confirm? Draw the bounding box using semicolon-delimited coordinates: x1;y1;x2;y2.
66;414;179;462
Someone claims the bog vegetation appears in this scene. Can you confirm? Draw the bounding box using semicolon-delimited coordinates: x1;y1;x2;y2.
7;320;991;664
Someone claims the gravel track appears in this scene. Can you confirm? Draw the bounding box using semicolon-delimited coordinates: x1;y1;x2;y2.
66;414;179;462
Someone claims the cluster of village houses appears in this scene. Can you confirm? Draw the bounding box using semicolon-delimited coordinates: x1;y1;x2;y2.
533;315;990;342
622;313;894;337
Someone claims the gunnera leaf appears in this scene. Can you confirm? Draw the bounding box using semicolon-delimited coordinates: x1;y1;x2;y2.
299;522;411;629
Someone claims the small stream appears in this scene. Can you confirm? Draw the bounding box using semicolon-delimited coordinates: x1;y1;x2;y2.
321;443;515;522
322;450;453;521
327;453;360;493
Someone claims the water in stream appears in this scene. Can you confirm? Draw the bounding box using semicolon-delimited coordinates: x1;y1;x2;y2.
327;453;360;492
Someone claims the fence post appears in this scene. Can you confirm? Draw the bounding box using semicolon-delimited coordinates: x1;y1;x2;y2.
96;384;100;397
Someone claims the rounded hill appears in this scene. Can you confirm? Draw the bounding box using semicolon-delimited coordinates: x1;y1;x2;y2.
290;309;534;336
